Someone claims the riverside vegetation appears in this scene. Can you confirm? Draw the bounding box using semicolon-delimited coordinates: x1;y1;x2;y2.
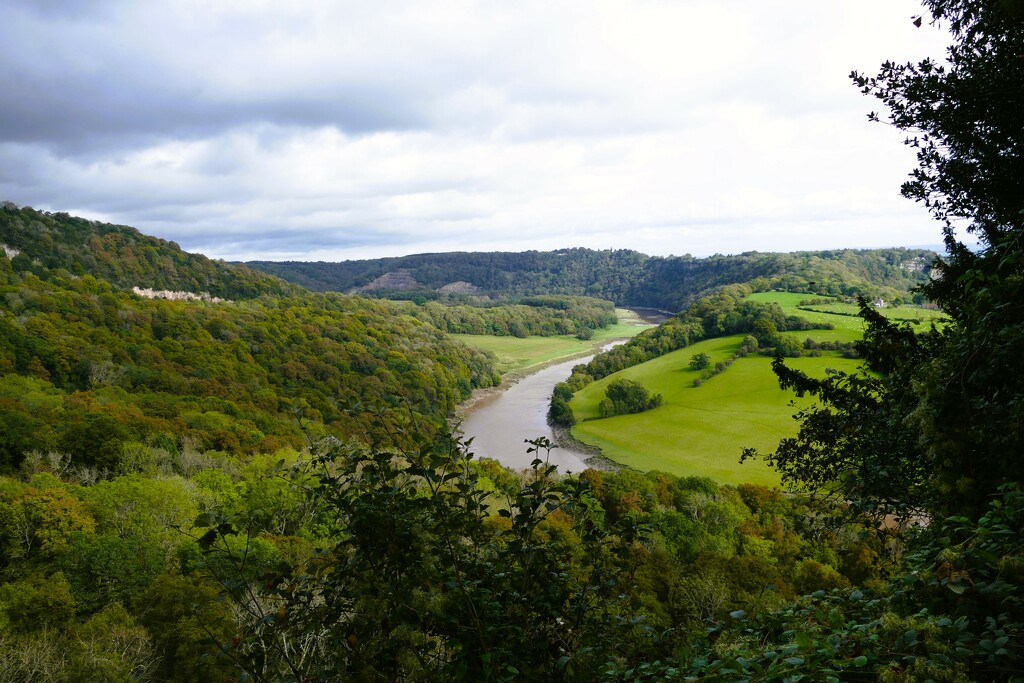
1;0;1023;680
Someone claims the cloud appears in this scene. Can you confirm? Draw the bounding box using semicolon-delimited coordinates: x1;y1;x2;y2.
0;0;951;261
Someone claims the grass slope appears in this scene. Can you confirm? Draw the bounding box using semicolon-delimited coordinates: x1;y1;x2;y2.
748;291;946;333
569;335;863;485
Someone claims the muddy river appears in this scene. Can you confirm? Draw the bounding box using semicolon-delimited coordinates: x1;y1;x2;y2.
458;354;597;473
457;309;668;473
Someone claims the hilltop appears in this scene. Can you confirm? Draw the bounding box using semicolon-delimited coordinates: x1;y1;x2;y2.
0;203;294;300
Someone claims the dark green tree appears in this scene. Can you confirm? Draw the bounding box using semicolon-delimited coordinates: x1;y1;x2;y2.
688;352;711;371
751;0;1024;519
599;379;662;418
693;5;1024;679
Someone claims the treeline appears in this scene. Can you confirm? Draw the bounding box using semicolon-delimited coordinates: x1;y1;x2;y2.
399;295;617;338
548;285;827;426
561;284;827;394
248;246;936;311
1;204;294;300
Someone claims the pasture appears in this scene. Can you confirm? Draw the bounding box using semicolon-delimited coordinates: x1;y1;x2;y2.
569;334;864;485
748;291;946;334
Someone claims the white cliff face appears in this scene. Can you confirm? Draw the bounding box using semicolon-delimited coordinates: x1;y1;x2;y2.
132;287;227;303
1;244;20;259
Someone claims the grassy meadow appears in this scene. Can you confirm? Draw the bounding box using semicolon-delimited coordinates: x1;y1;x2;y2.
454;308;653;374
569;336;864;485
748;291;946;334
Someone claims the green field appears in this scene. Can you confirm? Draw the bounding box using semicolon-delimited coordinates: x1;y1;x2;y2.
455;308;653;374
748;291;946;334
569;334;864;485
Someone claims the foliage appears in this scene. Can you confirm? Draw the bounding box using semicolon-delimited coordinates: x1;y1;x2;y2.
0;426;873;682
747;0;1024;521
0;251;499;472
548;381;578;427
702;4;1024;679
683;487;1024;682
562;285;829;395
852;0;1024;248
196;433;664;682
0;204;293;300
403;296;618;338
741;302;935;519
689;353;711;371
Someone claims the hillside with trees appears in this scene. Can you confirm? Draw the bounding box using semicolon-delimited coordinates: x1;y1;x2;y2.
0;210;886;681
551;283;831;416
0;203;502;472
248;246;936;311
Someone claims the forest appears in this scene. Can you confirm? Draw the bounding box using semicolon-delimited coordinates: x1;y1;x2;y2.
247;246;935;312
1;0;1022;680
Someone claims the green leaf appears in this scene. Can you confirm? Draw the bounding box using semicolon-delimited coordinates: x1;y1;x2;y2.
193;512;216;528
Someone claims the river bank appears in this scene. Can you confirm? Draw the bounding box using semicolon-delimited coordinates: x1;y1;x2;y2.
454;343;600;415
455;339;629;473
547;421;623;471
453;307;661;472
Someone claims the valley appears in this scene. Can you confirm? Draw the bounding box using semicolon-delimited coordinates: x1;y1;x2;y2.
1;2;1020;678
0;199;1015;682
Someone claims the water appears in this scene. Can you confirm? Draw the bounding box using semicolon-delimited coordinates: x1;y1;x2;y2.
459;354;596;473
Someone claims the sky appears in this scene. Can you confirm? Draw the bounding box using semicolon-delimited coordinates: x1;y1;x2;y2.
0;0;953;262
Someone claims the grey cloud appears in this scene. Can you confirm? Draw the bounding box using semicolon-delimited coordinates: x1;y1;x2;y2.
0;5;439;156
0;1;951;262
0;69;426;156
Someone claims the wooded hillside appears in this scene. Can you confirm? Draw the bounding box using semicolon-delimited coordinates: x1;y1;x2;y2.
0;203;501;473
248;246;936;311
1;0;1021;673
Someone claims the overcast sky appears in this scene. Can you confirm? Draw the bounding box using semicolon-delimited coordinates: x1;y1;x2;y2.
0;0;951;262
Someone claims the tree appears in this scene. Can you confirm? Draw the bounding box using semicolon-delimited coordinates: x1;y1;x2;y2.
599;379;662;418
548;396;576;427
196;432;658;682
853;0;1024;257
616;5;1024;680
750;0;1024;520
689;352;711;371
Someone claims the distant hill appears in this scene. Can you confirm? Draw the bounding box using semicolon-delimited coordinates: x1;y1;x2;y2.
247;246;938;311
0;203;295;300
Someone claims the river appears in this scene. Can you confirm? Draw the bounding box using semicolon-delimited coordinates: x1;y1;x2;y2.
458;354;597;473
458;309;669;473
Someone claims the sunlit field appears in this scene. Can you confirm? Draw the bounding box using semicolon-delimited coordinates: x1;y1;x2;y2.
570;334;864;485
